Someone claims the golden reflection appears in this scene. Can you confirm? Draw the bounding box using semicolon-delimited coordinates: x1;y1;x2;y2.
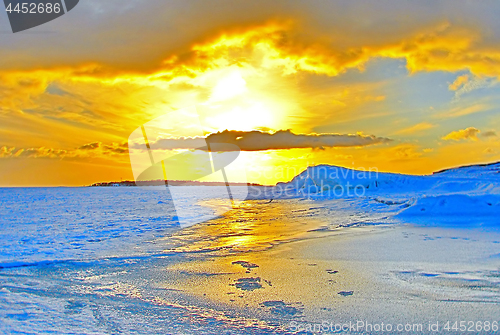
160;198;367;312
163;199;328;255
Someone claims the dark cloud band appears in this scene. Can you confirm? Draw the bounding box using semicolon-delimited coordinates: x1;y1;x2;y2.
143;129;392;152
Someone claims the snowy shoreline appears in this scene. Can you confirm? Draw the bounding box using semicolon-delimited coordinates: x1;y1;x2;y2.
1;162;499;333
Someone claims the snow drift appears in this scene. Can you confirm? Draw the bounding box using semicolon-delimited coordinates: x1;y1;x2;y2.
254;162;500;227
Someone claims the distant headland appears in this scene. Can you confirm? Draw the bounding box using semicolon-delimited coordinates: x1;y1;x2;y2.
89;180;262;187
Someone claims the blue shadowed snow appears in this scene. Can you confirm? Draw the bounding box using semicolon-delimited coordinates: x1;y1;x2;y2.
0;186;236;268
252;162;500;227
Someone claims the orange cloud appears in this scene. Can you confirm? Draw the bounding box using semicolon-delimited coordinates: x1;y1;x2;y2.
387;144;423;160
182;21;500;80
442;127;480;141
0;142;128;160
449;74;469;91
395;122;436;135
0;20;497;132
438;103;493;118
68;20;494;90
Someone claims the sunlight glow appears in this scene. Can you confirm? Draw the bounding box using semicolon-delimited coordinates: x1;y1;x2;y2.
205;102;274;131
210;69;247;102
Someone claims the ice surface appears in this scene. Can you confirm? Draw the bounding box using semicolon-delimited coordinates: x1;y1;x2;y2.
0;186;247;268
0;186;279;334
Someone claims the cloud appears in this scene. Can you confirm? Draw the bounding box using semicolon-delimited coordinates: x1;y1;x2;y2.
0;146;16;158
78;141;129;154
127;21;500;83
143;129;392;152
441;103;493;118
4;2;500;80
1;8;500;140
0;146;68;159
395;122;436;135
451;76;497;99
0;141;128;159
481;130;497;138
449;74;469;91
1;15;496;147
387;144;423;160
484;147;494;154
442;127;480;141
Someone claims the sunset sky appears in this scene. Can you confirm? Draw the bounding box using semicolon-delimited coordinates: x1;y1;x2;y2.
1;0;500;186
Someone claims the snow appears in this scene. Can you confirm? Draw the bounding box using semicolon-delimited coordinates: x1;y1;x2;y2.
256;162;500;227
0;186;247;268
1;162;499;334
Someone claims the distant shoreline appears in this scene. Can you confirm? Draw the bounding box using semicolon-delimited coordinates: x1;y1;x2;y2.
89;180;264;187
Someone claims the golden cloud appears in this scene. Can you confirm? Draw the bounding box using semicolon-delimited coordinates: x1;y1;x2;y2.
0;141;128;160
180;21;500;80
387;144;423;161
1;19;498;128
442;127;480;141
449;74;469;91
395;122;436;135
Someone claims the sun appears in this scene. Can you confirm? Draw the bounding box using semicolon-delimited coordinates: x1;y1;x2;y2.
210;69;248;102
204;102;274;132
192;68;279;132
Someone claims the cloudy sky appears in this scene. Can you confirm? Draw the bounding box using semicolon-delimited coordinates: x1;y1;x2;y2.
1;0;500;186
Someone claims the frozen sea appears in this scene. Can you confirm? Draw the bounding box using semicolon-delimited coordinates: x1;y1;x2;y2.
1;164;500;334
1;186;280;334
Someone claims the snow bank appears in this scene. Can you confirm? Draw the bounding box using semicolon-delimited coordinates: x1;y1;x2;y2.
396;194;500;227
262;162;500;227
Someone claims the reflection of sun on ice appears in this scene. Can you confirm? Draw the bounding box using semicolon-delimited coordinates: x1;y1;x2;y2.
206;102;274;131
